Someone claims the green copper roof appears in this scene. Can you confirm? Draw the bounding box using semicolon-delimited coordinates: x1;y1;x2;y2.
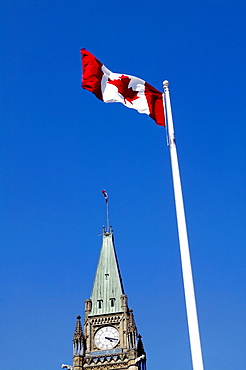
89;229;124;316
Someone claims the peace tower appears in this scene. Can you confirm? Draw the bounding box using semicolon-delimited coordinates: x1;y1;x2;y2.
63;226;146;370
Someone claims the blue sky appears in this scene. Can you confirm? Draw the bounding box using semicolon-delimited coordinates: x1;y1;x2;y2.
1;1;246;369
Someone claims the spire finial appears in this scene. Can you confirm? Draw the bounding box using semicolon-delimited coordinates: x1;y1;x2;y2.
101;190;109;233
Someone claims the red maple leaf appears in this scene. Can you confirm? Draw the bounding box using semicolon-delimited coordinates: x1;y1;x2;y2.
107;75;139;104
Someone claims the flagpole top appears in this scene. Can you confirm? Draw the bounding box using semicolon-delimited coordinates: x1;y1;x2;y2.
163;80;169;89
102;190;110;233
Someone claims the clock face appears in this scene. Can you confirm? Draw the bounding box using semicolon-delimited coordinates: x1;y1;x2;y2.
94;326;119;350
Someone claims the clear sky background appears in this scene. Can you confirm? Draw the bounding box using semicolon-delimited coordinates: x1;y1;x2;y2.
1;1;246;369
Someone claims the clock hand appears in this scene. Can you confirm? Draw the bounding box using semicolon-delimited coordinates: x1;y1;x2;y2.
105;336;118;342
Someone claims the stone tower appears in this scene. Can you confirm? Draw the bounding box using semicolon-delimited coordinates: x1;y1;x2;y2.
69;226;146;370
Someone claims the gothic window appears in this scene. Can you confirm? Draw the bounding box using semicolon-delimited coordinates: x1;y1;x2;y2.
110;298;116;307
98;299;103;309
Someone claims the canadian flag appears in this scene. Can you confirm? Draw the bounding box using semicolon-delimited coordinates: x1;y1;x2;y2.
81;49;165;126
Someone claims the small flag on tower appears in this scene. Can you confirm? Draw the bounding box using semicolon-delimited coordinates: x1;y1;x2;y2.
81;49;165;127
102;190;108;203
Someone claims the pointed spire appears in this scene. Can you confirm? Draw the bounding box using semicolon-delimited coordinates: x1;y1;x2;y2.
89;227;125;316
126;308;138;349
137;334;146;357
73;315;83;341
73;316;84;358
136;335;147;370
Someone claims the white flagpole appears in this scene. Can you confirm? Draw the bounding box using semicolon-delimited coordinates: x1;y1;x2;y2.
163;80;204;370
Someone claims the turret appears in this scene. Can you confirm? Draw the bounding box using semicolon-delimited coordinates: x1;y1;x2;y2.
73;315;84;370
136;335;146;370
127;309;137;349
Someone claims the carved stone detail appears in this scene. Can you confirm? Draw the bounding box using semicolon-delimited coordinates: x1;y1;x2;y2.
90;316;121;326
84;363;126;370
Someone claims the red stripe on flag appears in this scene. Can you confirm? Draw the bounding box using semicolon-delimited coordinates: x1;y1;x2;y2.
145;82;165;126
81;49;104;101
